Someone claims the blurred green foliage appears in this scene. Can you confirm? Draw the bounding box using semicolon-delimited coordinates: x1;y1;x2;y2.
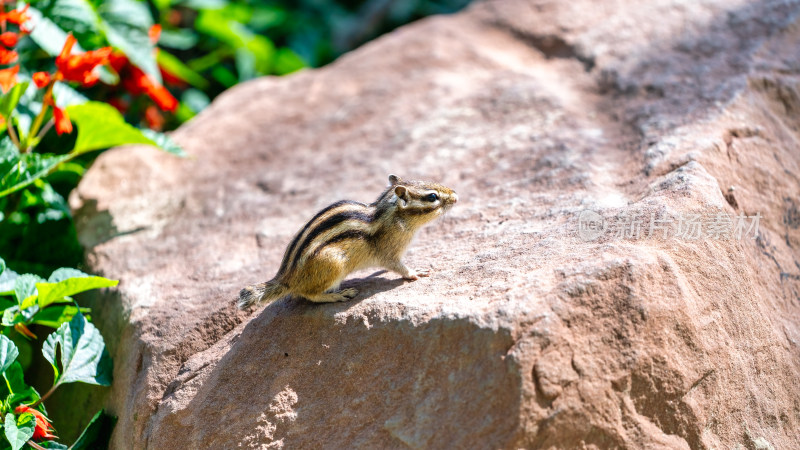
2;0;471;277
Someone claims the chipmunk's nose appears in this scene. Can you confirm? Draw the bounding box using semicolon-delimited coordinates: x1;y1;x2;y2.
452;193;458;203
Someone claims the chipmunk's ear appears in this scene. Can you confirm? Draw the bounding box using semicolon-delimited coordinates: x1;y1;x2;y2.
388;174;402;185
394;185;409;207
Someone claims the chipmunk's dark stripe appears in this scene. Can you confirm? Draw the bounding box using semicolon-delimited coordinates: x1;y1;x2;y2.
279;200;364;273
310;229;371;257
404;205;440;215
289;210;373;270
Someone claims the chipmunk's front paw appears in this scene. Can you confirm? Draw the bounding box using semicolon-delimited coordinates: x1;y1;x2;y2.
339;288;359;300
403;269;430;281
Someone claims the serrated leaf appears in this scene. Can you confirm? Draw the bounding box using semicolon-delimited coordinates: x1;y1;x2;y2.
67;102;157;155
42;313;112;386
32;273;117;310
1;306;19;327
4;412;34;450
13;274;44;305
0;268;17;296
0;335;19;375
71;410;116;450
0;152;70;198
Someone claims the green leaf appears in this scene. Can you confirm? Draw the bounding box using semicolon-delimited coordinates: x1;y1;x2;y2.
71;410;116;450
98;0;161;83
0;82;30;120
195;9;275;73
1;306;20;327
158;28;198;50
31;305;91;329
67;102;157;155
0;335;18;375
140;130;186;157
180;89;209;114
27;4;94;56
31;271;117;310
0;362;40;405
0;269;17;296
42;313;112;386
0;153;70;198
156;51;209;89
0;257;5;277
4;413;34;450
13;274;44;305
274;48;306;75
53;81;90;107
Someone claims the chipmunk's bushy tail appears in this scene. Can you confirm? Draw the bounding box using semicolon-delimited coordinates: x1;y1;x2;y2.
237;280;288;309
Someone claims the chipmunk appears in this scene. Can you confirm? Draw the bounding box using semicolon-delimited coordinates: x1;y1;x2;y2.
238;175;458;308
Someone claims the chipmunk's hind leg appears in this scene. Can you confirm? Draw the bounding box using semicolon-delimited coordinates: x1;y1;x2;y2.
295;249;359;303
303;288;359;303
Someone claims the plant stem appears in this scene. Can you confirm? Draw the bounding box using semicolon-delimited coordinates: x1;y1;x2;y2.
35;119;54;142
3;372;12;395
27;82;55;152
30;382;58;408
27;441;47;450
6;118;21;151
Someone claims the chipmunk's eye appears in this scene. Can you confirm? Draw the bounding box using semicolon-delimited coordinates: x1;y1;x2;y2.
423;193;438;202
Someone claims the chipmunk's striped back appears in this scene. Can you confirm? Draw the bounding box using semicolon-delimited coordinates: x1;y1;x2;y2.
280;200;374;275
238;174;458;308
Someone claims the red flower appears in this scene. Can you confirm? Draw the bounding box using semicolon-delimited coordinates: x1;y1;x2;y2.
52;104;73;135
44;94;73;135
32;71;50;88
0;31;18;47
107;96;129;114
0;46;17;64
149;24;162;44
2;5;30;28
123;64;178;112
13;405;56;440
144;105;164;130
55;34;112;87
0;64;18;93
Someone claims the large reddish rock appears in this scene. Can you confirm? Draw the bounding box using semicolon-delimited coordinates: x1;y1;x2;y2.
71;0;800;448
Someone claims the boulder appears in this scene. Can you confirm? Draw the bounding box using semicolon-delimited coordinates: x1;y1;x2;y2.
71;0;800;447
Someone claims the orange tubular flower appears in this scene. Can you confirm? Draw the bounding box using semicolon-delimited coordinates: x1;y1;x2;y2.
32;71;50;88
52;104;73;135
14;323;37;339
55;34;112;87
0;64;18;93
0;31;18;47
4;5;30;26
124;65;178;112
13;405;56;440
0;46;17;64
149;24;162;43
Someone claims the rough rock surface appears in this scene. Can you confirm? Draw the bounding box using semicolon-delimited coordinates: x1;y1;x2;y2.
70;0;800;448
